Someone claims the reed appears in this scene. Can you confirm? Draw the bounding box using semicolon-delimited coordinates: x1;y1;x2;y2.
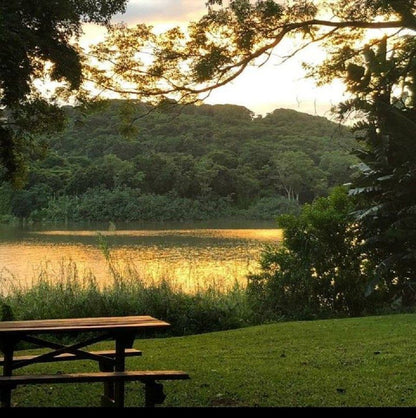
0;257;255;336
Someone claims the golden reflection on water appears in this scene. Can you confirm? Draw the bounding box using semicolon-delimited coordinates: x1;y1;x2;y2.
0;229;282;293
33;229;282;241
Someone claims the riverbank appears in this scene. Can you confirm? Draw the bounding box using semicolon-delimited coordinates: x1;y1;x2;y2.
0;261;255;336
8;313;416;407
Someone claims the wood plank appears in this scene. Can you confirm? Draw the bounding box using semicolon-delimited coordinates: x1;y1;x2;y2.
0;316;170;335
0;371;190;385
0;349;142;366
0;316;158;328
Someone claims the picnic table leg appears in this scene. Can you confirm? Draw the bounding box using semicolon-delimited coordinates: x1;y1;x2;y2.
99;360;115;407
0;341;16;408
145;381;166;407
114;333;135;408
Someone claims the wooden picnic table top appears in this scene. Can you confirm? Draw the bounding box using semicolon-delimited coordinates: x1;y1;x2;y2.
0;315;170;335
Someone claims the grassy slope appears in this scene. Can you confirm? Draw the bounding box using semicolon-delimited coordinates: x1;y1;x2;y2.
9;313;416;407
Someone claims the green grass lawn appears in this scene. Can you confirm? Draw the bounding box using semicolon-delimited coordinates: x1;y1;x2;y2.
7;313;416;407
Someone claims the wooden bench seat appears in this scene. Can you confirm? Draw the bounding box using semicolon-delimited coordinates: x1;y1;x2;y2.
0;370;189;385
0;348;142;366
0;370;190;407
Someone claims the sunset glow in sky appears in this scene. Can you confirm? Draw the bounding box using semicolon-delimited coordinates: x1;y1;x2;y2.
81;0;347;118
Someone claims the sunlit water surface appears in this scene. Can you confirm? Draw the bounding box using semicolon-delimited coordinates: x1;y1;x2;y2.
0;221;282;292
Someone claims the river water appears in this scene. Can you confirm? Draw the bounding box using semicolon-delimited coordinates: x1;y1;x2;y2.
0;220;282;293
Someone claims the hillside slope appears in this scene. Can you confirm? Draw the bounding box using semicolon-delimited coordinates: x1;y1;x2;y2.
4;101;358;222
12;313;416;407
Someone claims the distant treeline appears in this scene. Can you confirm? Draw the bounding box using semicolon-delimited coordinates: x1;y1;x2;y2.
1;101;358;223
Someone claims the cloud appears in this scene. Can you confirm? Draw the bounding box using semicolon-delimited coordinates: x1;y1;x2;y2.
112;0;207;25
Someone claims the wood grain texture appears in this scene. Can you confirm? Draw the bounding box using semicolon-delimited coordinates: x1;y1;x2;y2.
0;316;170;335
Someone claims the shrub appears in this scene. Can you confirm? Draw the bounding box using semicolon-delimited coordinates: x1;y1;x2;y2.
247;187;387;321
244;196;301;220
39;188;235;222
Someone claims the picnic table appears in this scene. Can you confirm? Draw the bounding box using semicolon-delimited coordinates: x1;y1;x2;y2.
0;315;189;407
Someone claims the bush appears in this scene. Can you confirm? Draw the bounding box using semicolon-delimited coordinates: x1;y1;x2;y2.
244;196;301;220
0;214;18;225
247;187;388;321
39;187;235;222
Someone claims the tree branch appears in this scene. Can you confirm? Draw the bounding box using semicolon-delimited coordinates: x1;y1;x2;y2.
87;15;415;102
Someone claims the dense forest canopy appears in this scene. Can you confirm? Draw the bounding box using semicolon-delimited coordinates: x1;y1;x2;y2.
0;101;357;223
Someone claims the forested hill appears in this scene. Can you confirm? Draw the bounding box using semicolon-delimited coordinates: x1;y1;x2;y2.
3;101;358;223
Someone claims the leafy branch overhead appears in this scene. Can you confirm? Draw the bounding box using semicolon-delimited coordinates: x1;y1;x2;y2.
85;0;416;105
0;0;128;185
2;1;416;183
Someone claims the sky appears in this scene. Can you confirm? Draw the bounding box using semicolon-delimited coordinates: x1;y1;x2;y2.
81;0;347;118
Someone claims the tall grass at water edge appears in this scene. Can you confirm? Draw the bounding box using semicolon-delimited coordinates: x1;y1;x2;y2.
0;251;255;336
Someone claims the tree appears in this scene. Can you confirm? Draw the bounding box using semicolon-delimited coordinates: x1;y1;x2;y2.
272;150;327;202
86;0;416;301
0;0;128;184
344;39;416;304
86;1;416;104
319;150;357;188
